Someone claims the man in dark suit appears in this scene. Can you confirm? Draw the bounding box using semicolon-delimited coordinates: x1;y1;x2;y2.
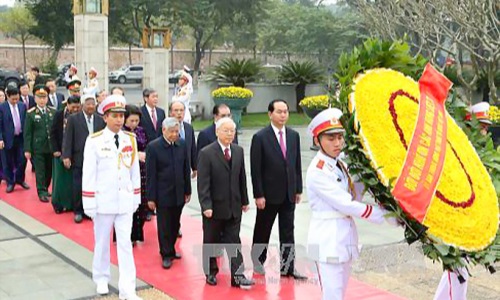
19;81;36;109
0;87;30;193
62;93;105;223
46;78;65;111
169;101;196;176
146;117;191;270
139;88;165;144
139;88;166;221
196;104;238;158
198;117;254;289
250;99;306;280
169;100;197;237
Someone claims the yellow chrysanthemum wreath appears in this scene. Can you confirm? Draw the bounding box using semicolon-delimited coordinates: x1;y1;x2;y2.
349;68;498;251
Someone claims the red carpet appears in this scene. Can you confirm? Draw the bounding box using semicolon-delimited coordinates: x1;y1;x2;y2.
1;166;405;300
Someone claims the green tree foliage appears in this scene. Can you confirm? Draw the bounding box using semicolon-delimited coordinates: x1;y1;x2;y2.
26;0;73;60
0;6;37;73
257;2;364;66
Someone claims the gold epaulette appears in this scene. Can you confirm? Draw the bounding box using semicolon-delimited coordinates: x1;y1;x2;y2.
90;130;104;138
123;130;136;137
27;107;36;113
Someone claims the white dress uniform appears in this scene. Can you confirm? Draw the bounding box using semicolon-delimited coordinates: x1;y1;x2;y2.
305;108;390;300
434;267;468;300
172;71;193;124
82;95;142;300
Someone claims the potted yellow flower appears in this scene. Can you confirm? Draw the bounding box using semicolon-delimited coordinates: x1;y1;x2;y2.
299;94;330;119
212;86;253;129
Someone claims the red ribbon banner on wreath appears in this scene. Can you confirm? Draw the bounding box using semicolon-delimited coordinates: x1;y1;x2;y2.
392;64;452;223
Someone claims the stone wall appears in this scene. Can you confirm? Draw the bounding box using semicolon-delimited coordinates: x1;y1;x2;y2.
0;44;319;73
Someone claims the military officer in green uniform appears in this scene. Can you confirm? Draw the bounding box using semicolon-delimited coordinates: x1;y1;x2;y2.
24;85;55;202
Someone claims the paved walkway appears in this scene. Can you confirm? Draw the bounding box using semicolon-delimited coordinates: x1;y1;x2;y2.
0;126;498;299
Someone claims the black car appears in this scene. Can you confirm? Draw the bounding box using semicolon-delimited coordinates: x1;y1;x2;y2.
0;68;23;89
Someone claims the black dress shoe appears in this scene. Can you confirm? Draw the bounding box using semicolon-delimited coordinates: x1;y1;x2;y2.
280;270;308;280
205;275;217;286
19;182;30;190
39;196;49;203
177;229;182;238
74;214;83;224
231;276;255;289
162;258;172;269
173;253;182;259
6;184;14;193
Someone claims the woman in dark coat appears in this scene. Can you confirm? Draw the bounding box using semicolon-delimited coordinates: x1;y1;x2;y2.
124;104;149;243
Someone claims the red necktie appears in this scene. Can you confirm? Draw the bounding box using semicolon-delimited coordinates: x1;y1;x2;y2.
279;130;286;159
151;108;157;130
224;148;231;161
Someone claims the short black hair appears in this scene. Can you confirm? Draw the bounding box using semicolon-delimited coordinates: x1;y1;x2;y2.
110;86;125;96
268;99;289;113
19;80;29;88
142;88;156;98
213;103;229;116
6;87;19;97
0;87;5;94
31;66;40;73
67;95;80;104
125;104;142;120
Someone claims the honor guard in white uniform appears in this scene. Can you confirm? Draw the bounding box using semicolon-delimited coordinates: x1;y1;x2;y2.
305;108;393;300
82;94;142;300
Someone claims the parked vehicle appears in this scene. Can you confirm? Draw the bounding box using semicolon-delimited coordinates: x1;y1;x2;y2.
0;68;23;89
109;65;143;84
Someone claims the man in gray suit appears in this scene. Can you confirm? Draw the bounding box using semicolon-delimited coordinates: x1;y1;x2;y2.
62;93;105;223
197;117;254;289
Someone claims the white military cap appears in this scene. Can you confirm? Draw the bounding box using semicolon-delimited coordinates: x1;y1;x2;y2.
81;93;96;104
467;102;492;125
308;108;345;137
98;94;127;115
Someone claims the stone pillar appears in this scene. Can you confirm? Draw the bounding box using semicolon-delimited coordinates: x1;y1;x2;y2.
74;14;109;92
143;49;170;109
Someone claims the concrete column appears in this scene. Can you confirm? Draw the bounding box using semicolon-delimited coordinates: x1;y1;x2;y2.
143;49;170;109
74;14;109;92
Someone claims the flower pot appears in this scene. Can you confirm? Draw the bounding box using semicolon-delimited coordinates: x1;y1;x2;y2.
213;97;251;130
302;106;325;119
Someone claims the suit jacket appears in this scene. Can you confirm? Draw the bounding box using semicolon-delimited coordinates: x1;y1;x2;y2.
0;101;27;149
48;93;65;111
196;123;238;158
62;111;105;168
139;105;165;144
20;95;36;110
197;142;248;220
250;125;303;204
146;137;191;208
50;109;66;153
181;121;197;171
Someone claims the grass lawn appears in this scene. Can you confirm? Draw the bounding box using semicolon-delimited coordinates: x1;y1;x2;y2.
191;112;310;131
